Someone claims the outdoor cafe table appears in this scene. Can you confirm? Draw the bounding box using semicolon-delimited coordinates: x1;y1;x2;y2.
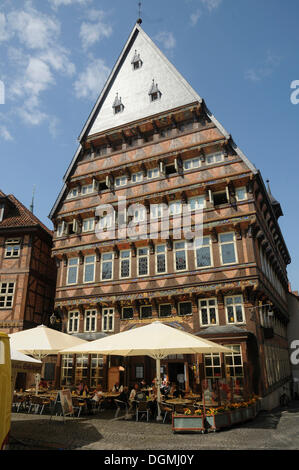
165;399;194;405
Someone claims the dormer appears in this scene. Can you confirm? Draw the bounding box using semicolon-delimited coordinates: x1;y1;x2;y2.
131;49;143;70
112;93;124;114
148;79;162;102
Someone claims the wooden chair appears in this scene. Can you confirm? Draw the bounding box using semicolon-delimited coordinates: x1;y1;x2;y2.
174;404;187;414
136;401;149;422
160;402;173;423
72;398;86;417
114;399;128;418
12;395;25;412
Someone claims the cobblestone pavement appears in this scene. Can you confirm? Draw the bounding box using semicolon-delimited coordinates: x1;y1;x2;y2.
8;402;299;451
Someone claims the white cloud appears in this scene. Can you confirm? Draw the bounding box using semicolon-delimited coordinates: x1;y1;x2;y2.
74;58;110;101
155;32;176;50
245;52;281;82
49;0;92;8
190;0;222;26
0;12;11;42
0;125;13;141
190;9;202;26
80;10;113;50
200;0;222;11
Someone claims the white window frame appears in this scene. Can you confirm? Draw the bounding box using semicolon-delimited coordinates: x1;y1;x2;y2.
183;156;201;171
67;187;79;199
225;295;245;325
155;244;167;274
82;218;95;233
137;247;149;277
235;186;247;201
224;344;244;378
83;255;96;284
0;282;15;309
205;152;224;165
101;252;114;281
67;257;79;285
119;250;131;279
169;200;182;216
0;204;4;222
146;167;159;180
102;308;114;332
204;353;222;378
219;232;238;266
115;175;128;187
199;298;219;327
188;196;206;211
174;241;188;272
84;309;97;332
81;183;94;195
194;236;213;269
131;172;143;183
67;311;80;333
4;238;21;258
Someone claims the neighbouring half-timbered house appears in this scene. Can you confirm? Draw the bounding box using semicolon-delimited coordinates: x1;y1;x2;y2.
49;21;292;409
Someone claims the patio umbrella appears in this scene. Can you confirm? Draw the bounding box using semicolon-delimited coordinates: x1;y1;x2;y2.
9;325;87;394
61;321;232;420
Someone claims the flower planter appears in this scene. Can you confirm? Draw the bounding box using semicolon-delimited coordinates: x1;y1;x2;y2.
172;414;205;433
204;412;231;432
229;408;244;425
242;404;255;421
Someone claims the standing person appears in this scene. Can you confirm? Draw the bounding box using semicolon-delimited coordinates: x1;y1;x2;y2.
112;382;123;393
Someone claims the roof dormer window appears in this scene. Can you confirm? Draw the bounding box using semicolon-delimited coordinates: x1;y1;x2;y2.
131;50;143;70
112;93;124;114
149;79;162;102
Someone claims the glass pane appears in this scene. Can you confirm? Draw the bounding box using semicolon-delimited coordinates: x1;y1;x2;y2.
221;243;236;264
196;246;211;267
176;252;186;270
236;305;244;322
84;264;94;282
220;233;234;243
157;253;166;273
102;262;112;280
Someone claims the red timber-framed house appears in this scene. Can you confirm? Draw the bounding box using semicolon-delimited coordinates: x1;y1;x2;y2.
49;21;292;408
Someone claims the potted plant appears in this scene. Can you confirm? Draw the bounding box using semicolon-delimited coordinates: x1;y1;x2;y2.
228;402;244;425
172;408;205;433
204;406;231;432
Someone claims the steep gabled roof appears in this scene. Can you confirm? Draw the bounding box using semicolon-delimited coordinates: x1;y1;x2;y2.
49;21;258;220
0;191;53;237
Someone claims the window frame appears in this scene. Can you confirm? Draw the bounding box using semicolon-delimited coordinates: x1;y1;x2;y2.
66;257;79;285
83;255;96;284
119;250;131;279
4;238;21;258
159;303;172;318
194;236;213;269
102;308;114;332
84;309;97;332
174;241;188;272
225;295;245;325
235;186;247;202
100;252;114;281
155;244;167;275
82;218;95;233
205;152;224;165
199;298;219;327
122;306;134;320
67;311;80;333
0;282;15;309
178;301;193;316
137;247;149;277
219;232;238;266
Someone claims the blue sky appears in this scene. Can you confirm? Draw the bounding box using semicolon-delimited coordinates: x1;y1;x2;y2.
0;0;298;289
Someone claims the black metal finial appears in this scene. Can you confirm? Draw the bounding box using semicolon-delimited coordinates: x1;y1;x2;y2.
137;2;142;24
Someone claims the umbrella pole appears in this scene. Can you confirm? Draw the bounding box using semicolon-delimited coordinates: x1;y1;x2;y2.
156;358;162;421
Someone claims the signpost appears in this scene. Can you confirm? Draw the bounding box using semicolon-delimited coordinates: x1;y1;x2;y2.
50;390;74;423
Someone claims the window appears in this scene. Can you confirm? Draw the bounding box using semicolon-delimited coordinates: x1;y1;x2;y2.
60;355;73;386
236;187;247;201
98;212;115;230
159;304;172;318
147;167;159;179
140;305;152;318
101;253;113;281
132;206;146;223
102;308;114;332
206;152;224;165
150;204;164;220
67;187;79;199
115;176;128;187
83;255;95;283
122;307;134;319
112;94;124;114
195;236;212;268
84;309;97;332
131;50;143;70
82;218;95;233
165;164;176;176
174;241;187;271
67;311;80;333
57;221;67;237
213;191;228;206
219;232;237;265
225;296;245;324
199;298;218;326
0;282;15;308
75;354;89;383
149;80;161;102
135;365;144;379
204;353;221;378
138;247;149;276
188;196;205;211
169;200;182;216
90;355;104;387
5;239;21;258
132;172;143;183
81;183;93;195
156;245;167;274
178;302;192;316
120;250;131;279
67;258;79;285
183;157;200;170
224;345;244;378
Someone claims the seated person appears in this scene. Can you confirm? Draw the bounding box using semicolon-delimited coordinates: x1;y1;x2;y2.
112;382;123;393
161;381;170;397
139;379;147;389
79;383;90;396
129;383;140;411
39;377;48;389
118;386;129;404
92;384;104;402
